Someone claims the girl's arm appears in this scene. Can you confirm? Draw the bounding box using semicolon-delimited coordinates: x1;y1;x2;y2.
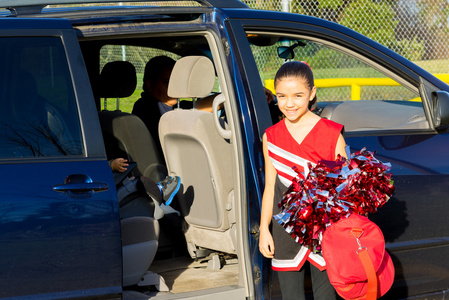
335;134;347;159
259;133;277;258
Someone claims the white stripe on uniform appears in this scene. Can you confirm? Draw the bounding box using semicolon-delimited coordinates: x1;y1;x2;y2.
272;245;309;269
267;141;315;180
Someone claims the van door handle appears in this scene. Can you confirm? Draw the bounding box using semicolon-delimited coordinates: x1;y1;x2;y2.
213;94;232;139
53;174;108;198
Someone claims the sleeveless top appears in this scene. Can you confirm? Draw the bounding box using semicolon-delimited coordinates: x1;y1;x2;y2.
266;118;343;271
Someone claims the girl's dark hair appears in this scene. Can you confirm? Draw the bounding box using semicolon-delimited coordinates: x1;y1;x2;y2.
274;61;317;110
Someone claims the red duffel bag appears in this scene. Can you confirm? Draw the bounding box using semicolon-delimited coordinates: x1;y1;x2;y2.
321;213;395;300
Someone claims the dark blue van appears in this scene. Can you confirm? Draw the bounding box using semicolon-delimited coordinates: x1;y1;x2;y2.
0;1;448;299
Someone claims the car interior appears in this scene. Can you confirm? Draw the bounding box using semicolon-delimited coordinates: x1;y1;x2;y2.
80;32;241;297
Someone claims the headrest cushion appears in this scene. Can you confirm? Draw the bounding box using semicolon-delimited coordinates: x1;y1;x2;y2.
168;56;215;98
98;61;137;98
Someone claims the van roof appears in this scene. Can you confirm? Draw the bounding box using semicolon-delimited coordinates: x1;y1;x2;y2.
0;0;248;9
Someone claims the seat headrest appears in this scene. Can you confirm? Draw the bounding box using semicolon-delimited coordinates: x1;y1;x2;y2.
168;56;215;98
98;61;137;98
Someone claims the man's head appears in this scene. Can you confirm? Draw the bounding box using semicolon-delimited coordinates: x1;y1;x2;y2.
143;56;177;106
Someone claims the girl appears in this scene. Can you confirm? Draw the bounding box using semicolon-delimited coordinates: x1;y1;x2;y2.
259;61;347;299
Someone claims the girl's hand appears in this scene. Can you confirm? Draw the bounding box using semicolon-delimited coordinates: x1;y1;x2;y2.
259;228;275;258
111;158;129;172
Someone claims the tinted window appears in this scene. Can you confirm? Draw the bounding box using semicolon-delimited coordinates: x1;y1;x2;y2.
0;37;84;158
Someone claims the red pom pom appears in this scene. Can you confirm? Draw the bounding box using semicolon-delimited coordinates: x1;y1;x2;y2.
274;147;395;251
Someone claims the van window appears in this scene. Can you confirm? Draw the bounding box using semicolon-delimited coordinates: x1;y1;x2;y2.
99;44;181;113
98;43;221;113
247;33;428;132
0;37;84;158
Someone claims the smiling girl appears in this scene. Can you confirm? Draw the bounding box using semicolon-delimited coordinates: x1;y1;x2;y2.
259;61;346;300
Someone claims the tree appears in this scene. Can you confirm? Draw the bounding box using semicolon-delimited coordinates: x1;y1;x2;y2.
290;0;354;22
415;0;449;60
339;0;397;45
288;0;426;61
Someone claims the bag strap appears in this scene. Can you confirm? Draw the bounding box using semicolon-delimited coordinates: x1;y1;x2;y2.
358;248;378;300
352;229;378;300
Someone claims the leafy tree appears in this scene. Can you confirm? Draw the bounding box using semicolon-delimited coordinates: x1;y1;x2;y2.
288;0;426;61
290;0;353;22
340;0;397;44
416;0;449;59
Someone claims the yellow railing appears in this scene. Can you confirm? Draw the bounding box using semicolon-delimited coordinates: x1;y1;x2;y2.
265;73;449;101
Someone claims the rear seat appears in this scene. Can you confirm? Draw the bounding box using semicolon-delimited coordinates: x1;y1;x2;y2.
96;61;164;287
97;60;184;257
97;61;166;181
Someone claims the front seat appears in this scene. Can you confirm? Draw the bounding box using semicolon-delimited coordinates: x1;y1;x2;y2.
97;61;166;181
158;56;237;258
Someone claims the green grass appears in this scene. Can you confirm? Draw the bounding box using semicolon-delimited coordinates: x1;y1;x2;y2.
102;88;141;113
102;74;143;113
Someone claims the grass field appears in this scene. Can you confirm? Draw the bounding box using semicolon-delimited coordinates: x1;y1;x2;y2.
102;74;143;113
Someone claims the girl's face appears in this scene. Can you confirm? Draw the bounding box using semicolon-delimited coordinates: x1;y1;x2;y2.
275;76;316;124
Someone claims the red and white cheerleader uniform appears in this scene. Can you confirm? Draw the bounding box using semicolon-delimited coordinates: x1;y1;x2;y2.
265;117;343;272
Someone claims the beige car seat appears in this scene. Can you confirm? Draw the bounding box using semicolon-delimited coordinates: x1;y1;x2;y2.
121;216;159;286
158;56;237;258
96;61;163;286
97;61;166;181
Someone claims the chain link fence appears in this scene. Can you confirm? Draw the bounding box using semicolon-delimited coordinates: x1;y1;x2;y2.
244;0;449;74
